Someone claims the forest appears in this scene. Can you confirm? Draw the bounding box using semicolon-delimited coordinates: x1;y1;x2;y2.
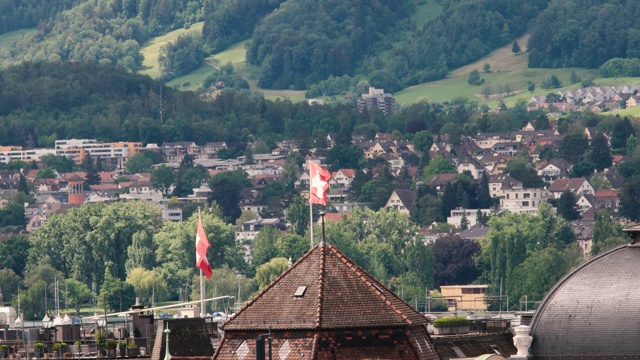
3;0;640;92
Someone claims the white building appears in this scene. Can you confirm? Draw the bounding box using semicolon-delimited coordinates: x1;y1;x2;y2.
447;208;493;228
500;188;549;215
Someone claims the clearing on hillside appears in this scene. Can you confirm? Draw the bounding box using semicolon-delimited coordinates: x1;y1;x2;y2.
139;22;204;79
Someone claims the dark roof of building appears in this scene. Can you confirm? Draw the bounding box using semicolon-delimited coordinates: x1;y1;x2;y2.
223;243;428;331
530;243;640;357
433;331;516;359
393;188;416;210
459;224;491;240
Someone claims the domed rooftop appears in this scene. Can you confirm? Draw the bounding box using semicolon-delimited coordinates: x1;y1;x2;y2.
530;242;640;357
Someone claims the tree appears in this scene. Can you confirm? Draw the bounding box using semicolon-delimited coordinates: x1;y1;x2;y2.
504;157;543;188
478;172;491;208
433;235;480;288
556;191;580;221
125;230;156;274
83;154;101;185
591;210;627;256
527;81;535;92
619;175;640;221
325;145;365;171
99;272;136;312
0;269;21;304
207;170;251;222
154;211;244;296
468;69;484;86
40;154;75;173
422;157;457;179
126;268;169;305
569;70;580;84
512;40;521;54
36;168;57;179
627;134;638;156
358;178;394;210
541;74;562;89
125;153;153;174
571;160;596;178
251;226;280;268
256;258;289;290
412;131;434;153
63;279;91;315
483;63;491;73
150;165;175;197
535;114;550;130
588;132;612;171
611;117;635;150
0;236;30;276
286;195;309;237
560;132;589;163
275;234;308;262
0;202;27;230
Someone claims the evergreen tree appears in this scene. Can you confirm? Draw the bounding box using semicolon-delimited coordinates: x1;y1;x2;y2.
511;40;521;54
556;190;580;221
627;134;638;155
620;175;640;221
84;154;101;186
589;132;612;171
459;211;468;230
18;173;29;195
478;172;491;208
611;117;635;150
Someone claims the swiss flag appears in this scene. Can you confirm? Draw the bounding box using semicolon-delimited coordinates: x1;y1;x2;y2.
309;160;331;206
195;214;213;279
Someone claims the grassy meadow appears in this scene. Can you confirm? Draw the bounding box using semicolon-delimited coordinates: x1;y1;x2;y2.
139;22;205;79
0;28;35;50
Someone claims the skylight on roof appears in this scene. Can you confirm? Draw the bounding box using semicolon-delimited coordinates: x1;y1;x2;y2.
294;285;307;297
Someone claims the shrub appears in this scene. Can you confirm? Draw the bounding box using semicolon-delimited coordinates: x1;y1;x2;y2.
53;343;62;351
94;330;106;346
34;343;44;350
119;341;127;347
0;345;8;350
106;339;117;350
74;341;81;346
127;341;137;349
432;317;470;328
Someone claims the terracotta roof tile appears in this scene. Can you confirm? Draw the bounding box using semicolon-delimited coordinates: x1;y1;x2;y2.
222;244;428;331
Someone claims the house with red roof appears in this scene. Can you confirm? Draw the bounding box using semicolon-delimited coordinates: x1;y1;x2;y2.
548;178;595;199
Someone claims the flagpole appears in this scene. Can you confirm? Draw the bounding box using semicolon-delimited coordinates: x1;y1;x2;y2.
198;207;205;317
309;159;314;248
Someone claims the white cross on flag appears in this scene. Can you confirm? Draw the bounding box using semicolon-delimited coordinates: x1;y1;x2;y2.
309;160;331;206
195;214;213;279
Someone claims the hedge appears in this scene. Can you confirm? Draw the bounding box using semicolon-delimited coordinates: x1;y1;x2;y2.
432;317;470;328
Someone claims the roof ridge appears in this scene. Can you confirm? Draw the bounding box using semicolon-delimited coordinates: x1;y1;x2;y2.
328;244;414;325
223;244;321;329
315;245;326;329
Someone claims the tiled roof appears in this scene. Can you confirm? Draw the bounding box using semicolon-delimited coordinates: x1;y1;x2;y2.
222;243;428;331
547;177;586;192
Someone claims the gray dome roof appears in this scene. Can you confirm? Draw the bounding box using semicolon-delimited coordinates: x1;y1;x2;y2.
530;244;640;357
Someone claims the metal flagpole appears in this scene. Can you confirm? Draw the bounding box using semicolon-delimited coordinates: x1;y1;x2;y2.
199;207;205;317
309;159;314;248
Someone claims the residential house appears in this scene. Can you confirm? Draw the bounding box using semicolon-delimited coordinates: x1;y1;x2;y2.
576;194;596;213
488;174;522;199
235;218;286;243
384;189;415;215
424;173;459;194
329;169;355;189
161;142;201;163
491;141;523;156
548;178;595;199
536;158;572;182
474;133;509;150
572;222;594;258
457;158;485;179
626;95;640;108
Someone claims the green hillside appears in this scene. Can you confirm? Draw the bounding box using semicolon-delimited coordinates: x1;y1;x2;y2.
140;22;205;79
0;28;35;50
